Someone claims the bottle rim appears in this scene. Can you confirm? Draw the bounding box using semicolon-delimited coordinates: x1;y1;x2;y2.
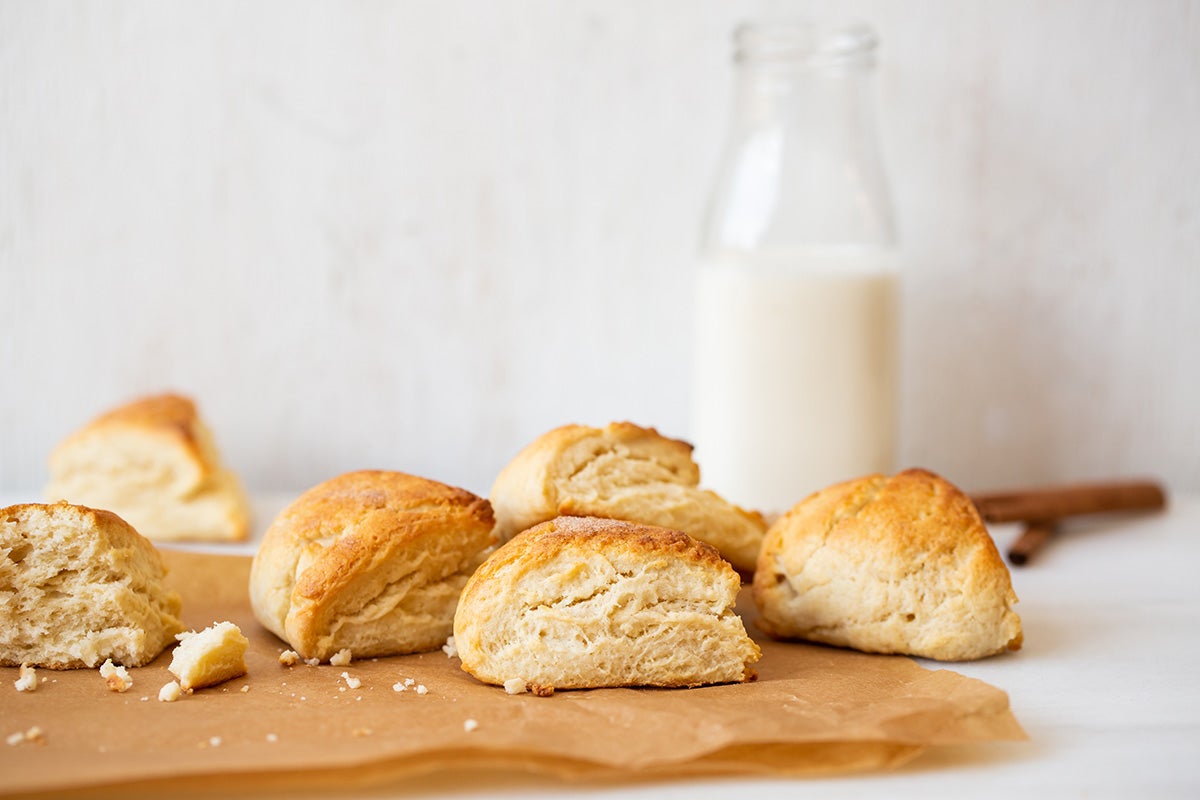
734;20;878;67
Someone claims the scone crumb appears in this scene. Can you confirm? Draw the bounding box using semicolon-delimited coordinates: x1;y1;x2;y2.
392;682;406;692
304;657;320;667
463;719;479;732
278;650;300;666
14;664;37;692
7;726;45;746
99;659;132;693
209;736;222;747
503;678;527;695
159;681;182;702
442;636;458;658
404;677;415;687
340;672;361;690
266;733;278;743
330;649;353;667
415;684;428;695
530;684;555;697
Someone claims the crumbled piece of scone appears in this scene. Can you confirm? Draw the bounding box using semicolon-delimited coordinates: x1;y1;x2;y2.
304;657;320;667
463;719;479;732
340;672;361;690
392;682;406;692
329;649;352;667
14;664;37;693
158;681;182;702
278;650;300;666
169;621;249;691
99;659;132;693
415;684;428;695
209;736;222;747
7;726;45;746
442;636;458;658
530;684;555;697
404;677;415;687
240;684;249;693
503;678;527;695
266;733;278;743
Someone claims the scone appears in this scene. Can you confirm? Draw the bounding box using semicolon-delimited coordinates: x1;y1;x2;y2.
753;468;1023;661
0;502;184;668
453;516;761;691
489;422;766;573
249;470;495;662
45;393;250;542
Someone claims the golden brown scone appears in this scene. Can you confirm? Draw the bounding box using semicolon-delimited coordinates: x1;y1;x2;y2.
489;422;766;573
249;470;495;662
453;516;761;691
44;393;250;542
0;502;184;668
753;468;1022;661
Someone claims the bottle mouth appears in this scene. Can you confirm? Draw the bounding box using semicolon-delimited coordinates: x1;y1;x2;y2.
735;21;878;68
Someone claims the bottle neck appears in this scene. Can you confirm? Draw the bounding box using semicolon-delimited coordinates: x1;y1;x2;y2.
730;61;878;151
703;23;896;254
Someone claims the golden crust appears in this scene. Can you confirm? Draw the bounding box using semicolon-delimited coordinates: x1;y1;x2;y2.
250;470;496;661
489;422;764;572
461;515;729;595
753;468;1023;661
51;393;211;471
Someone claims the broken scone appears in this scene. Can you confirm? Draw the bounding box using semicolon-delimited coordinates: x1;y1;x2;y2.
169;621;249;690
249;470;496;662
489;422;766;573
45;393;251;542
753;468;1023;661
453;516;761;691
0;502;184;668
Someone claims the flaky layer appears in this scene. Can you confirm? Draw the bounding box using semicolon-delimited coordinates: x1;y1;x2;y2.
752;469;1023;661
454;516;761;690
489;422;766;573
249;470;495;662
0;502;184;668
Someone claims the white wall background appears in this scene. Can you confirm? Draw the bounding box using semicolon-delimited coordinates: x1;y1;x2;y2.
2;1;1198;501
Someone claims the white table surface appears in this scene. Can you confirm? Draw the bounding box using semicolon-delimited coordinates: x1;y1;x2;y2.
3;490;1198;799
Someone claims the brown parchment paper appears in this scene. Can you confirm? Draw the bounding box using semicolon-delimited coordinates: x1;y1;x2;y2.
0;551;1026;797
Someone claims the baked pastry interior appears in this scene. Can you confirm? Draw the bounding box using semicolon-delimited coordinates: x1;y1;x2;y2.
454;515;761;691
753;468;1022;661
45;393;250;542
169;621;249;690
250;470;495;662
0;501;184;668
489;422;766;573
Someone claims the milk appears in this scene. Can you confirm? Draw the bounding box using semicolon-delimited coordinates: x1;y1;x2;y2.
690;250;898;515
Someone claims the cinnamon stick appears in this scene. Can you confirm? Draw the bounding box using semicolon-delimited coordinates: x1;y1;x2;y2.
970;480;1166;524
1006;519;1057;566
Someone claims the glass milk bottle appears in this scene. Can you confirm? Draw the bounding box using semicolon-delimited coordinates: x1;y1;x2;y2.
691;21;898;515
